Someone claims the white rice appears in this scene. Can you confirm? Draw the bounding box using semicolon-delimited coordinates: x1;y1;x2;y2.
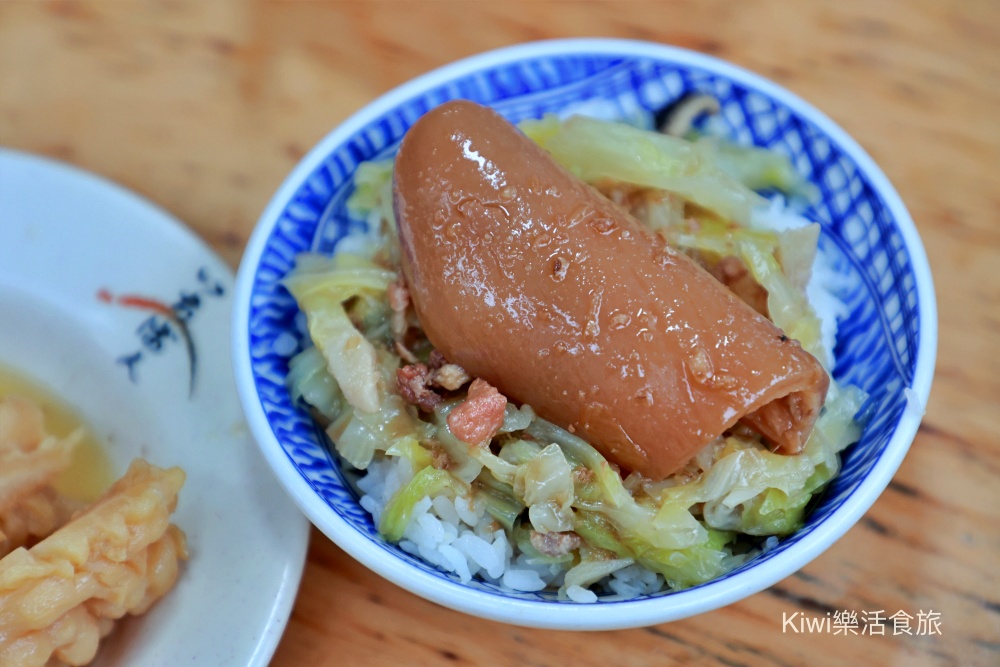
503;569;548;592
353;197;848;602
360;456;567;592
359;457;590;596
565;585;598;603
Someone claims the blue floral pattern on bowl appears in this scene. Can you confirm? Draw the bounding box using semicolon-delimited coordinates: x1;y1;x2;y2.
245;45;928;604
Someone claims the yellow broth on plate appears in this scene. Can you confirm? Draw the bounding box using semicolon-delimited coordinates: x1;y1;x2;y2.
0;364;115;501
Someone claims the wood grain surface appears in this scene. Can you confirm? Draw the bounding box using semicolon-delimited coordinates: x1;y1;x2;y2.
1;1;997;665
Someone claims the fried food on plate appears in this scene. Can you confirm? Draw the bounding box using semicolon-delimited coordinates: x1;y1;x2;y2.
0;460;187;667
0;397;81;557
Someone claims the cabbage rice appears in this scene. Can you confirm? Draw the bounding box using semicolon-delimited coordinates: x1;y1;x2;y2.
283;110;864;601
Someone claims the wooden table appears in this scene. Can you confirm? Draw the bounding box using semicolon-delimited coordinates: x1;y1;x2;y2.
1;2;996;665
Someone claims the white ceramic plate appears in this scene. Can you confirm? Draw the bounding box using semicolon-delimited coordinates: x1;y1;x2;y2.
0;148;309;666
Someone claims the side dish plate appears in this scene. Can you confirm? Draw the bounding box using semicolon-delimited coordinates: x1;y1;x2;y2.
0;148;309;666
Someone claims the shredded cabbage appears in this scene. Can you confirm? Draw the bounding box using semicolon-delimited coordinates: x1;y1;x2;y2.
287;345;344;422
562;554;635;591
698;136;820;202
739;240;825;363
344;159;400;265
474;471;524;532
515;444;576;534
328;386;428;469
283;254;396;414
346;159;395;221
519;114;765;225
380;467;465;542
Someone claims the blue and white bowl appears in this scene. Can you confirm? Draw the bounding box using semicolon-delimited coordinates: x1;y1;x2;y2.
232;38;936;630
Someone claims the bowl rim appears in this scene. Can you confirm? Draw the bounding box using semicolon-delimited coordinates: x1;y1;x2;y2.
232;37;937;630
